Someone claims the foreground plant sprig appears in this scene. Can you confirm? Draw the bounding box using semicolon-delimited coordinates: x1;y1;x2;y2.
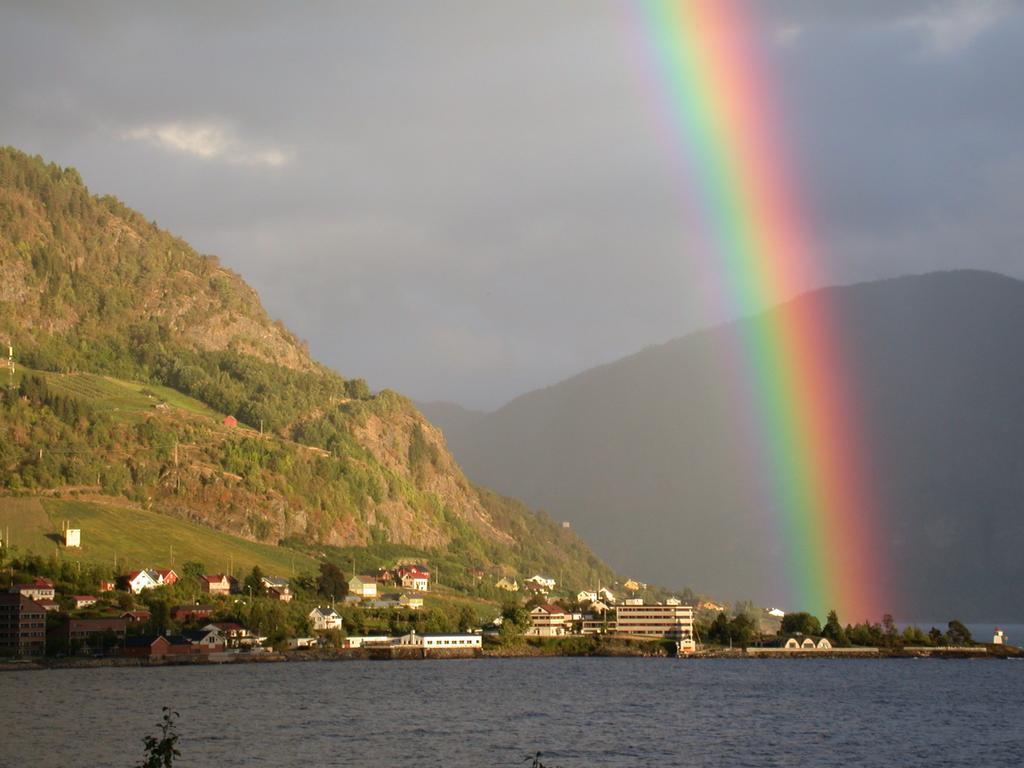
136;707;181;768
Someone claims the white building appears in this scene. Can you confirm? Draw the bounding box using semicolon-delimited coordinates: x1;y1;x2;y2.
63;527;81;548
526;604;569;637
348;575;378;599
781;635;832;650
993;628;1007;645
526;575;556;591
614;601;696;652
126;570;161;594
309;606;343;632
344;635;395;649
577;591;598;604
398;632;481;649
401;572;429;592
9;578;56;602
767;608;786;618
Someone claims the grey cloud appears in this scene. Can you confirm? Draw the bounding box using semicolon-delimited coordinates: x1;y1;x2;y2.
1;1;1022;407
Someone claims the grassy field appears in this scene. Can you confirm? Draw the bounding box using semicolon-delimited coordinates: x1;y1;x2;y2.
13;367;220;420
0;496;317;578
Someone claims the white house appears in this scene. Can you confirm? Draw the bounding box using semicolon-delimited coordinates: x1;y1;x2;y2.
203;622;257;648
398;631;481;649
401;572;429;592
126;570;161;594
577;591;598;604
495;577;519;592
309;606;344;632
397;565;430;592
526;575;556;591
63;527;81;548
598;587;616;604
399;593;424;610
348;574;378;599
526;604;569;637
768;607;786;618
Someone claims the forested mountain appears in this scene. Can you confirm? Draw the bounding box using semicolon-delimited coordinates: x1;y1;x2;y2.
423;271;1024;621
0;147;614;590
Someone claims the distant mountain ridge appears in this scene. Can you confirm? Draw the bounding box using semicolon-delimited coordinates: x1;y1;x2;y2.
422;270;1024;621
0;147;614;590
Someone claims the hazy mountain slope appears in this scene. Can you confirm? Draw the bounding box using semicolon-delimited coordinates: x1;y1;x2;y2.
0;147;614;590
435;271;1024;621
416;401;484;438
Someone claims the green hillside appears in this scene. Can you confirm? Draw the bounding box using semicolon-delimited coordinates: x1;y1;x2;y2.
0;496;316;577
0;147;617;594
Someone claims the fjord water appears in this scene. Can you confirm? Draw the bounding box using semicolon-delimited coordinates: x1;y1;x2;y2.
2;658;1021;767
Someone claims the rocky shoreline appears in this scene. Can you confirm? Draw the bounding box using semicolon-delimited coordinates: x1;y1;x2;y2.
2;640;1019;672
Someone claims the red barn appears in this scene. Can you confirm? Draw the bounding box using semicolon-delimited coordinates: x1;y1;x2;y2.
223;415;238;427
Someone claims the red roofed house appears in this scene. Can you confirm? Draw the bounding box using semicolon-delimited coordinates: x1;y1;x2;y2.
397;565;430;592
223;415;238;428
526;604;570;637
153;569;179;586
121;610;152;623
99;580;117;593
71;595;98;609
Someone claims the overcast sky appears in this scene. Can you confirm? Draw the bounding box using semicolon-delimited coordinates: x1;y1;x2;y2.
2;1;1022;408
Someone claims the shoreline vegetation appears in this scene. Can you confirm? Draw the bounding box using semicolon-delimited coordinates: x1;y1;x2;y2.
3;638;1019;672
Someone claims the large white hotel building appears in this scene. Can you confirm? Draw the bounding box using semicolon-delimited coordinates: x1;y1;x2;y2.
612;599;697;652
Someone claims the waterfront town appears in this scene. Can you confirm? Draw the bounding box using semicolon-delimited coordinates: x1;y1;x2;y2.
2;553;1013;664
0;560;708;660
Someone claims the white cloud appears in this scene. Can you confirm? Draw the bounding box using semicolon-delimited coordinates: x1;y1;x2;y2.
121;121;290;167
774;22;803;48
897;0;1011;55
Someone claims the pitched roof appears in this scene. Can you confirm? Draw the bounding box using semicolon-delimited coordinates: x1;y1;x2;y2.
124;634;164;647
531;603;568;615
310;606;340;617
207;622;247;632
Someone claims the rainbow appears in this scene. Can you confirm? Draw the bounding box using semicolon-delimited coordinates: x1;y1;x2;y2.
627;0;885;621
